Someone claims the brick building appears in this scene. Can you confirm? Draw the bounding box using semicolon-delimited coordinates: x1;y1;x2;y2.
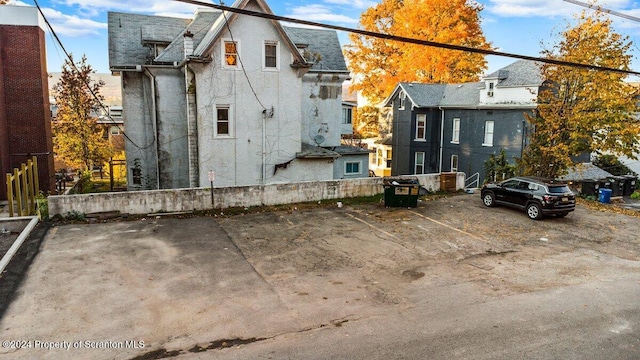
0;5;55;200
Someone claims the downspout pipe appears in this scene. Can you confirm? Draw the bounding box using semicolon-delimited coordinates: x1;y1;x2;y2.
185;64;199;188
143;68;161;189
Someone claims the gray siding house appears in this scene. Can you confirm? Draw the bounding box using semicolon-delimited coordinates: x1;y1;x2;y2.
108;0;368;190
385;60;543;184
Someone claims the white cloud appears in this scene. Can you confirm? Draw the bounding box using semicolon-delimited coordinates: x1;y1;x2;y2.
41;7;107;37
323;0;377;10
61;0;212;16
484;0;636;18
286;4;358;24
484;0;577;18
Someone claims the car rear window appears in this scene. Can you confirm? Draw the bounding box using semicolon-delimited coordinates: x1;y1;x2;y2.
548;185;571;193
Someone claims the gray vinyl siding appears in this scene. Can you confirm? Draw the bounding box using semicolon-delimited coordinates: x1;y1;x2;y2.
391;98;412;176
441;109;532;184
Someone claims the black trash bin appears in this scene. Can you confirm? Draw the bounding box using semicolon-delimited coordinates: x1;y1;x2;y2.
623;175;637;196
608;176;625;197
578;179;600;197
383;176;420;207
599;178;612;195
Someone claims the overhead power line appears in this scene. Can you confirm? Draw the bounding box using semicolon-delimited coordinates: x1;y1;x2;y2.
173;0;640;76
563;0;640;23
33;0;152;151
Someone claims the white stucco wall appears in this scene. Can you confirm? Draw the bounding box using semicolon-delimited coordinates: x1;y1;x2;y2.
301;73;349;148
194;2;308;187
272;158;334;183
122;72;158;190
153;68;189;189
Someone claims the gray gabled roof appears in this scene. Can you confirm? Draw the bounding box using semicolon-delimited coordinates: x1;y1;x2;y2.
108;12;190;67
385;82;481;108
485;60;543;87
283;26;348;72
109;0;346;72
561;163;614;181
440;82;482;107
383;60;542;108
192;0;307;68
156;9;221;63
296;143;340;159
333;145;373;155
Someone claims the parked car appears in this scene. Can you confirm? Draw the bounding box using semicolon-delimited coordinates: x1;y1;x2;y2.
481;176;576;220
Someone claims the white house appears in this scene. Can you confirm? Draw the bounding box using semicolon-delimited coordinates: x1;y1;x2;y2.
108;0;366;190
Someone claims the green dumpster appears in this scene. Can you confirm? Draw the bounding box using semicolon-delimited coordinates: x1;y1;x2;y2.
383;177;420;207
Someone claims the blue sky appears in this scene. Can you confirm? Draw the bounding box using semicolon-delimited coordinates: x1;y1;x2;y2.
7;0;640;80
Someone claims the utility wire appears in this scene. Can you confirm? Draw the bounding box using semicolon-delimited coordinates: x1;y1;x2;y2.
562;0;640;23
218;1;268;110
33;0;152;150
172;0;640;76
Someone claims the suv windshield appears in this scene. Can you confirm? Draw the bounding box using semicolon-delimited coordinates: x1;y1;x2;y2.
548;185;571;194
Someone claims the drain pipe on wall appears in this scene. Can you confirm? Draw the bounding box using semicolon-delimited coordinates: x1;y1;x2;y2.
143;68;161;189
185;65;199;188
438;107;445;173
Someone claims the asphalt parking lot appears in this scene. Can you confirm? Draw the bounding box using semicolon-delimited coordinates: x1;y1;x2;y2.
0;193;639;359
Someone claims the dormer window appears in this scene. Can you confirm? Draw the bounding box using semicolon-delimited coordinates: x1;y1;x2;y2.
487;82;494;97
399;91;406;110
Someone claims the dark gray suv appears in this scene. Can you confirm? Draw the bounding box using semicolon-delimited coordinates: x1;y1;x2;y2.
481;176;576;220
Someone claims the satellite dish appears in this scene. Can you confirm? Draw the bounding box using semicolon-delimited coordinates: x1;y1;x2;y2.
313;134;325;145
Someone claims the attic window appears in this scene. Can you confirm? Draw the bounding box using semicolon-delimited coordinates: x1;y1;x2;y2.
263;41;279;70
223;40;238;67
399;91;406;110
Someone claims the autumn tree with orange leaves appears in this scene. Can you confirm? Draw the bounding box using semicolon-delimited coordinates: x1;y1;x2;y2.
520;11;640;179
345;0;493;104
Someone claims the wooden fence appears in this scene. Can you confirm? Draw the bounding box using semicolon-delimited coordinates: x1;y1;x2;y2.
5;156;39;217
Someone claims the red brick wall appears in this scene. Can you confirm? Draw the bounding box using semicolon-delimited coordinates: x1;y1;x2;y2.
0;24;54;200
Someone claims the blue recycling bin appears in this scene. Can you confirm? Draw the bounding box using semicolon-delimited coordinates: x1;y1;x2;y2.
599;188;612;204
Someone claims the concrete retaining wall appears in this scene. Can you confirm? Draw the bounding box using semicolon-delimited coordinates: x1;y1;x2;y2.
47;173;465;216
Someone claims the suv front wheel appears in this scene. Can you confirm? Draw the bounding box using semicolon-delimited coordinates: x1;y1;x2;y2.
482;192;496;207
526;202;543;220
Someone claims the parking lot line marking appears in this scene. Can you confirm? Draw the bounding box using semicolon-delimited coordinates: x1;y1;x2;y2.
344;212;399;240
408;210;489;243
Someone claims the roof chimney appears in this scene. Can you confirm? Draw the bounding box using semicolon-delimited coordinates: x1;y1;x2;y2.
184;31;194;58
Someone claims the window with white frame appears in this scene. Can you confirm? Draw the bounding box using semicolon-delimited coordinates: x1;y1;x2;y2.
415;152;425;174
451;118;460;143
370;147;377;165
345;161;361;175
399;91;406;110
483;120;494;146
342;106;352;124
263;41;278;70
451;154;458;172
415;114;426;140
377;148;383;166
222;40;239;68
215;105;231;137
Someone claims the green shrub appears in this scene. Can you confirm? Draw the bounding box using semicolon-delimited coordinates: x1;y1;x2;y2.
36;194;49;220
631;191;640;200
